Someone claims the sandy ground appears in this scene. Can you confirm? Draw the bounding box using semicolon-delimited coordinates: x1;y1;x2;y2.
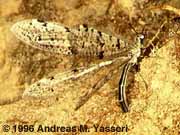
0;0;180;135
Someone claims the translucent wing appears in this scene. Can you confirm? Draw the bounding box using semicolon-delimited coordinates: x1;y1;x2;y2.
11;19;73;55
22;57;129;99
11;19;131;58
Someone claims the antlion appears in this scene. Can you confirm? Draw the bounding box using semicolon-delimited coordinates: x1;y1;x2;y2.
11;19;148;112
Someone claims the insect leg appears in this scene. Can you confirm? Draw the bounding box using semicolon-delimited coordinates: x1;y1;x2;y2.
75;66;118;110
75;59;129;110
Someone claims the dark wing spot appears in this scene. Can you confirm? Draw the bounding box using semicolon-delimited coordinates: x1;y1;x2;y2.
73;69;78;72
100;42;105;47
116;39;120;49
97;31;102;37
82;24;88;27
109;35;112;41
37;19;45;23
38;36;42;41
91;28;94;32
42;22;47;27
51;38;54;41
51;88;54;92
82;24;88;32
27;35;32;40
96;36;100;42
50;76;54;80
98;51;104;59
82;42;85;48
64;27;70;32
68;46;76;54
67;51;72;55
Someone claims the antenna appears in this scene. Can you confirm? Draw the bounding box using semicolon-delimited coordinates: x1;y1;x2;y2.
128;23;139;35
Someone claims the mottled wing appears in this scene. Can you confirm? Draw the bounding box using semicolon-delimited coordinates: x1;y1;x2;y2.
22;58;127;98
11;19;73;55
68;24;131;58
23;59;121;98
11;19;131;58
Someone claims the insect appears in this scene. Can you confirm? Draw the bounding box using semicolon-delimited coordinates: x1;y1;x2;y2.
11;19;145;112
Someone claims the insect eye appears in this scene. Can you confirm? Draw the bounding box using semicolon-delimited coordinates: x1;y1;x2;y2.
137;34;144;44
139;34;144;39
